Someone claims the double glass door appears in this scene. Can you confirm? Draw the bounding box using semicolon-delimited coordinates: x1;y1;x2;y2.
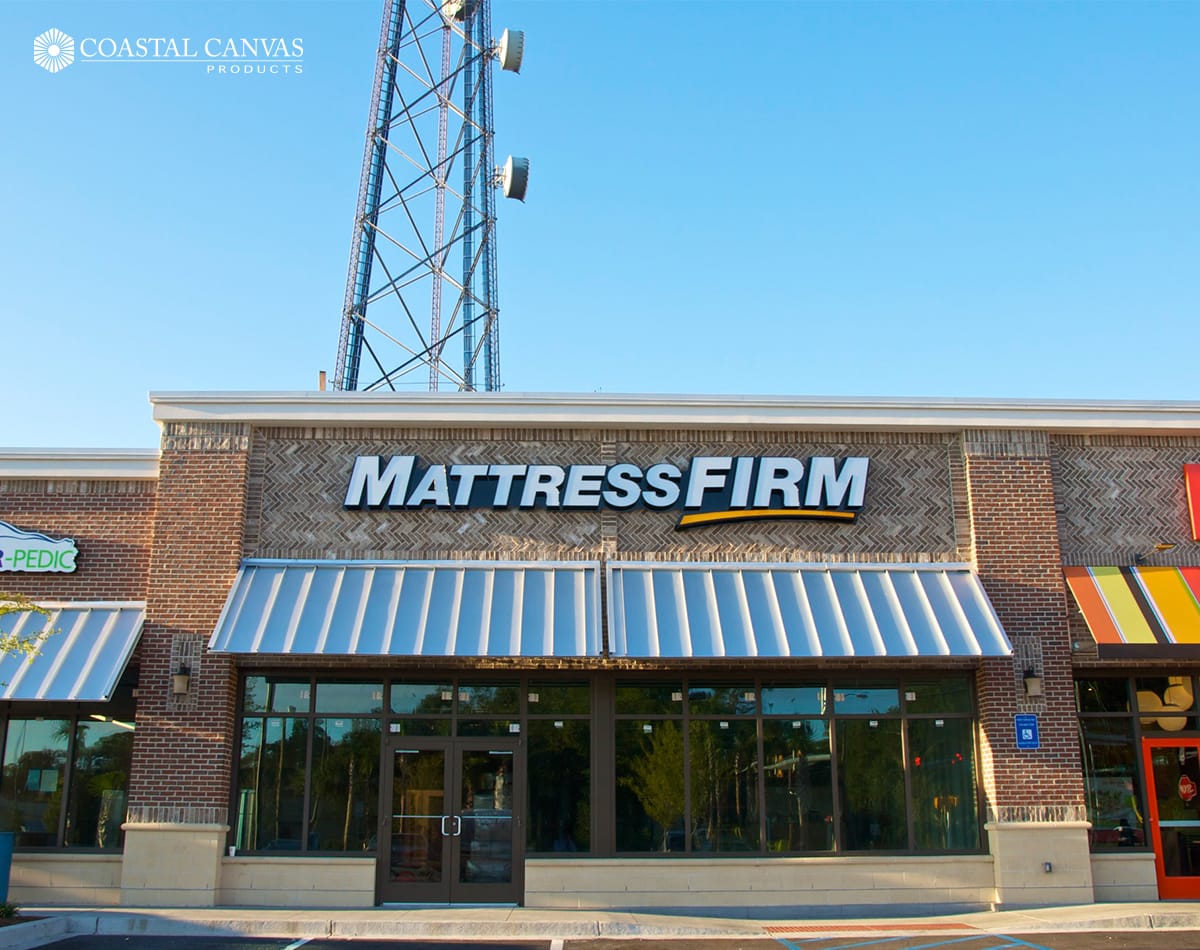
379;738;522;904
1142;738;1200;899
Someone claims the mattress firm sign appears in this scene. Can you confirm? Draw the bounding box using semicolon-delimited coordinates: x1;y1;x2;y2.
0;520;78;572
345;454;868;529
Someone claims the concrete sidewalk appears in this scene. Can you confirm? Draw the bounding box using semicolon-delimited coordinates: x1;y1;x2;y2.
7;902;1200;948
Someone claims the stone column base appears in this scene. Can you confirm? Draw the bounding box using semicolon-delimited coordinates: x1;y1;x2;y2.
986;820;1094;906
120;822;228;907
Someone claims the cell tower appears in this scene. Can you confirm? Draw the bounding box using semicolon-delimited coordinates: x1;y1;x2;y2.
335;0;528;392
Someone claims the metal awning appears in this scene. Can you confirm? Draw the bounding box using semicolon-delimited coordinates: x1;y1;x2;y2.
1065;565;1200;658
209;560;601;657
608;563;1011;658
0;601;143;701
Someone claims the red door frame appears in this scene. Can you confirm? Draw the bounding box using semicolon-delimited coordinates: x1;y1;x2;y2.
1140;737;1200;899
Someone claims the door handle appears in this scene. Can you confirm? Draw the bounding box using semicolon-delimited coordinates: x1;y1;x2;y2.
452;815;463;837
440;815;449;837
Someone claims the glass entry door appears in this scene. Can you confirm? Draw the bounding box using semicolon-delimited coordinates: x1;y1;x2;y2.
379;738;521;904
1142;738;1200;899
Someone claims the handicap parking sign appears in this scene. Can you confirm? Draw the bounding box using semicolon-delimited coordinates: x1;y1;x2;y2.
1015;713;1040;750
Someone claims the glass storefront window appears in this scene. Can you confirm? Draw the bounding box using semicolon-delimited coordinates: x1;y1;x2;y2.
390;682;454;716
1080;717;1145;848
310;718;381;851
527;682;589;716
1136;676;1196;733
615;719;685;852
834;684;900;716
761;685;827;717
0;719;70;847
458;683;519;716
689;719;758;851
1076;678;1131;715
904;680;972;715
837;719;905;850
615;682;684;715
762;719;833;852
688;685;756;716
527;720;590;853
235;717;309;851
909;718;978;850
315;682;384;714
66;719;134;848
243;677;311;714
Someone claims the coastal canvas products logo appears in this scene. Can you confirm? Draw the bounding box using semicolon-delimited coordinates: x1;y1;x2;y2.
33;28;75;73
0;521;78;573
344;454;870;530
31;28;303;76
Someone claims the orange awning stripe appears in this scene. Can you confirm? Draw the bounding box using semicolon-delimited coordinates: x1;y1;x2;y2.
1064;566;1126;645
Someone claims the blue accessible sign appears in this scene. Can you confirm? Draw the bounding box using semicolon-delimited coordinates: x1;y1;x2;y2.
1015;714;1040;750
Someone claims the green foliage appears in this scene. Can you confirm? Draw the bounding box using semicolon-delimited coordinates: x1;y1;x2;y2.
0;593;55;660
0;902;19;918
619;721;685;850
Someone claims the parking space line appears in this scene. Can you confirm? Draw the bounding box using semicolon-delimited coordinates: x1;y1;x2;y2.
282;940;312;950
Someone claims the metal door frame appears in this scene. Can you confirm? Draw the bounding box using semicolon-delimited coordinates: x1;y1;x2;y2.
377;736;523;905
1141;736;1200;899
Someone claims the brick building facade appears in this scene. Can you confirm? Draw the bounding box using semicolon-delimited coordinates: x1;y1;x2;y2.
1;393;1198;910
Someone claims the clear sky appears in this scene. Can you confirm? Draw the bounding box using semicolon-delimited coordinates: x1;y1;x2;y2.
2;1;1197;449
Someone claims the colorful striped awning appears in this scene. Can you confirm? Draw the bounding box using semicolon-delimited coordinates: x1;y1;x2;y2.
1065;566;1200;657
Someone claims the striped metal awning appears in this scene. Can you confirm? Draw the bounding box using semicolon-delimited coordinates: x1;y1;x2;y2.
1065;566;1200;657
608;563;1011;659
209;560;601;657
0;601;143;701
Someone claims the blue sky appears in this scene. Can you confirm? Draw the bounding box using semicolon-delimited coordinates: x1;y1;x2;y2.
2;1;1197;448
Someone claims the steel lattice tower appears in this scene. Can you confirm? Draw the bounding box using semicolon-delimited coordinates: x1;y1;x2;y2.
335;0;527;393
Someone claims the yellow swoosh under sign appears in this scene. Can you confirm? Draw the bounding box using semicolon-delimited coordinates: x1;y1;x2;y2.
677;508;859;529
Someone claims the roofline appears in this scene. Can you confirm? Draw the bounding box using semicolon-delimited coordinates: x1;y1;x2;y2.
149;390;1200;434
0;449;160;480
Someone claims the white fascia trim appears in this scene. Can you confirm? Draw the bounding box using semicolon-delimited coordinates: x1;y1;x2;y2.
0;449;160;480
148;391;1200;434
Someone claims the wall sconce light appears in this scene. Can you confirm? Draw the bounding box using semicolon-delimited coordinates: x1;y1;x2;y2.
1135;542;1178;566
1023;670;1044;697
172;665;192;696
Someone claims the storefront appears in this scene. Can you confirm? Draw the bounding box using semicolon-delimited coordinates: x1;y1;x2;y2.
1;393;1197;911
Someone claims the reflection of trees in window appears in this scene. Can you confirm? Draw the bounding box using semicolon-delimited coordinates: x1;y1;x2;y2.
0;719;70;846
237;717;308;850
689;720;758;851
311;718;380;851
527;720;589;852
763;720;832;852
67;722;133;848
616;721;685;852
909;719;977;850
837;719;905;850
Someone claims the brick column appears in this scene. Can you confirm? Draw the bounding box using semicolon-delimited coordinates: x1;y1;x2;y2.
963;430;1091;905
122;423;248;906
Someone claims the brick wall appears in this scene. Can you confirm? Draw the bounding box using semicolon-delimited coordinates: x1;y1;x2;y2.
964;430;1085;814
128;424;249;810
0;479;156;601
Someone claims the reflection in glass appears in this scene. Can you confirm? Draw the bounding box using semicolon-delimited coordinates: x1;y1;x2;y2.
763;719;833;852
615;682;684;715
235;717;309;851
1080;718;1145;849
0;719;70;846
1076;679;1131;715
390;682;453;716
1149;744;1200;877
689;720;758;851
527;682;589;715
459;750;514;883
310;718;380;851
1137;677;1196;733
909;719;978;850
833;684;900;715
615;720;685;851
390;749;445;883
904;680;972;714
314;682;384;714
837;719;905;849
688;685;756;716
458;683;520;715
761;685;826;716
67;719;134;848
527;720;590;852
242;677;311;714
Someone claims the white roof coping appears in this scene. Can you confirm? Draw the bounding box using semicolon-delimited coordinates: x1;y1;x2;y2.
149;390;1200;434
0;449;160;480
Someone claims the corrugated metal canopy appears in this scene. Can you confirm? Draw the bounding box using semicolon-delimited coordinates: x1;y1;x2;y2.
608;563;1011;659
209;560;601;657
0;601;143;701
